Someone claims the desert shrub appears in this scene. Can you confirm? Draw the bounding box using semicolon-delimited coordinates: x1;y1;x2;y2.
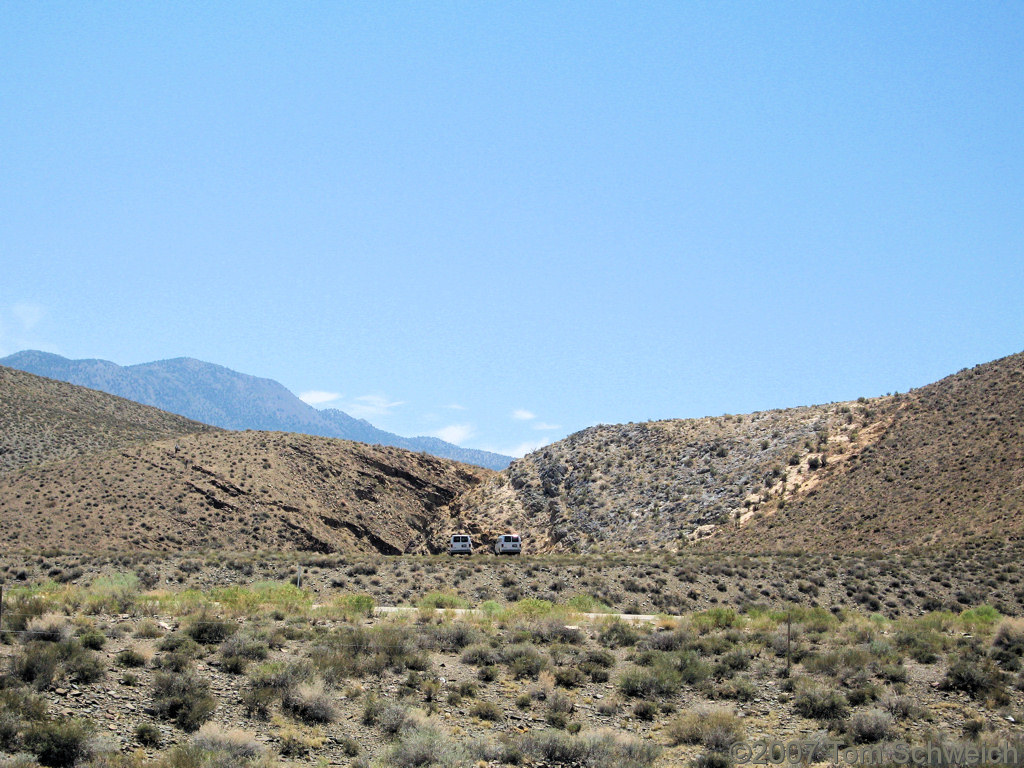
793;684;849;720
383;724;467;768
633;700;659;721
942;655;1006;700
152;670;216;731
116;648;147;668
134;620;165;639
157;633;201;658
585;649;616;668
881;693;922;721
0;687;48;752
693;608;739;630
619;662;681;698
135;723;162;747
185;613;236;645
189;723;263;762
959;605;1002;633
642;629;693;653
470;701;504;721
282;678;336;724
308;624;418;681
692;751;733;768
12;643;61;689
848;708;895;744
3;593;50;633
219;632;270;662
894;627;942;664
378;704;415;737
554;667;586;688
361;694;385;725
83;573;139;614
519;728;660;768
667;707;744;751
77;630;106;650
25;614;73;644
716;677;756;701
23;718;93;768
990;618;1024;670
331;593;375;618
417;591;467;609
502;644;548;679
530;620;585;645
12;640;102;689
598;619;641;648
429;622;480;652
461;644;500;666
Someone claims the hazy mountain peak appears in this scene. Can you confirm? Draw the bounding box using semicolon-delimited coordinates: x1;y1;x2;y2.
0;351;512;470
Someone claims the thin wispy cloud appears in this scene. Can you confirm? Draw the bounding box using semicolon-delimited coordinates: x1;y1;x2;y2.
512;409;536;420
0;302;53;357
12;302;45;330
299;390;342;406
533;422;561;431
444;403;467;410
345;394;406;420
434;423;475;445
503;438;550;458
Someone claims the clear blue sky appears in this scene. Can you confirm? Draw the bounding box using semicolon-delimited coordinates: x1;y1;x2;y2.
2;3;1022;457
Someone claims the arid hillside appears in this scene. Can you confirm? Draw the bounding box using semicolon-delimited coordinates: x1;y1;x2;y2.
457;350;1024;555
0;364;215;473
0;430;489;554
710;350;1024;552
453;398;896;552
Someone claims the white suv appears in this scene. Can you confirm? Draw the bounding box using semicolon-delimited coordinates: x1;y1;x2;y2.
448;534;473;555
493;534;522;555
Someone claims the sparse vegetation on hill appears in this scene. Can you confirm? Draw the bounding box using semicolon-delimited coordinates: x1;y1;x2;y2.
457;350;1024;556
455;399;894;552
1;564;1023;767
0;431;488;554
712;350;1024;552
0;365;215;474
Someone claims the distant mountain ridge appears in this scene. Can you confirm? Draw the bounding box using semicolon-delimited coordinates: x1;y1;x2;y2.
0;351;512;470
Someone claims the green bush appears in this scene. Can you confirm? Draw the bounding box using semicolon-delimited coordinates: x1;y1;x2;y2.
667;707;744;751
417;591;468;609
135;722;162;747
24;718;94;768
384;724;468;767
282;679;337;724
116;648;147;668
848;708;895;744
502;644;548;680
152;670;217;732
461;644;500;666
942;655;1006;700
470;701;504;721
77;630;106;650
185;612;237;645
0;687;48;752
519;728;660;768
793;685;849;720
599;619;641;648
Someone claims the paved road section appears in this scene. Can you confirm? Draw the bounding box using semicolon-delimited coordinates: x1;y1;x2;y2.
374;606;665;622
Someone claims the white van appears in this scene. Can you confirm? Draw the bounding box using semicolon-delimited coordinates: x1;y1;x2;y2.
448;533;473;555
493;534;522;555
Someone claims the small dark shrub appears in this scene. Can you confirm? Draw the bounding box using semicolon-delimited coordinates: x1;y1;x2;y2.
152;670;216;732
470;701;504;721
24;718;94;768
793;686;849;720
135;722;162;747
